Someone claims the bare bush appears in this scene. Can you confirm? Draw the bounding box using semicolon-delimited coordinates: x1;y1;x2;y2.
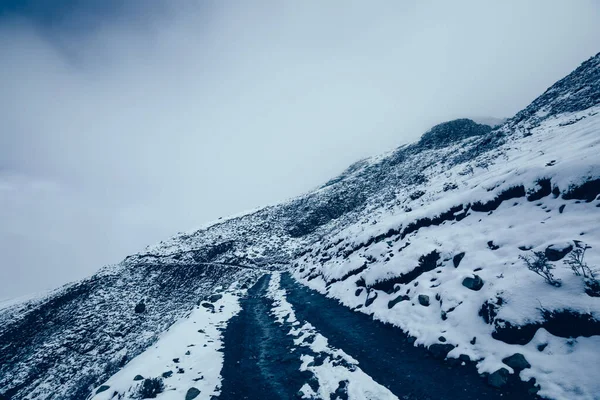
564;242;595;278
520;251;561;287
565;241;599;297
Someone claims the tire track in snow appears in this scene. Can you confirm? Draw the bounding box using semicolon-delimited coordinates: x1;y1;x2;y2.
266;272;399;400
217;274;309;399
281;272;537;400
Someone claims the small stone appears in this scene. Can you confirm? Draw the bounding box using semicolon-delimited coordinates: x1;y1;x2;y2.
185;387;201;400
96;385;110;394
488;368;510;388
470;337;477;345
438;336;447;342
388;295;409;309
365;291;378;307
173;358;180;363
355;288;364;297
462;275;484;291
208;294;223;303
133;375;144;381
502;353;531;371
428;343;455;359
418;294;430;306
162;370;173;378
134;302;146;313
453;252;465;268
185;350;191;355
537;343;548;352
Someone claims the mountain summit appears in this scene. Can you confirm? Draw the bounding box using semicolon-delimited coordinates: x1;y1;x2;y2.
1;53;600;400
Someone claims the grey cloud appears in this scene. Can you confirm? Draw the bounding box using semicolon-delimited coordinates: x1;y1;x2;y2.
1;0;599;299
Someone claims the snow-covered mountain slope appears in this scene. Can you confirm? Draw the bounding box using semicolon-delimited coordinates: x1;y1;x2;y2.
1;52;599;400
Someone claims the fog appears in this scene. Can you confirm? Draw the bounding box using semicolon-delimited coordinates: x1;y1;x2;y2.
1;0;599;299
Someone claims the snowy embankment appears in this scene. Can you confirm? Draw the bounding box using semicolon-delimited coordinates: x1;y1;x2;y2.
294;108;600;400
266;272;398;400
88;283;247;400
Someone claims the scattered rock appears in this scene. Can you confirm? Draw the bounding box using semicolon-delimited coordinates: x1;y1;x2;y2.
185;387;201;400
428;343;455;359
453;252;465;268
559;204;566;213
462;275;484;291
332;380;349;399
418;294;430;307
185;350;191;355
96;385;110;394
502;353;531;371
438;336;446;342
161;371;173;378
354;288;363;297
388;295;409;309
139;378;164;398
365;291;378;307
201;302;215;311
173;358;180;363
208;294;223;303
537;343;548;352
487;368;510;388
545;243;573;261
459;354;470;362
487;241;500;250
134;302;146;314
133;375;144;381
470;337;477;345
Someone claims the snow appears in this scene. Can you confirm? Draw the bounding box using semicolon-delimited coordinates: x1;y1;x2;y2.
266;272;398;400
294;108;600;400
89;287;245;400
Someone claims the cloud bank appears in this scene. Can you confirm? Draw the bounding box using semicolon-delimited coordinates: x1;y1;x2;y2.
1;0;599;298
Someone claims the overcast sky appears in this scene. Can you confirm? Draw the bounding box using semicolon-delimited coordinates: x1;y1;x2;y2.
1;0;599;299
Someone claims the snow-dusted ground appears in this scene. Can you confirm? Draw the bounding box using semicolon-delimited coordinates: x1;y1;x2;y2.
294;108;600;400
89;284;247;400
266;272;398;400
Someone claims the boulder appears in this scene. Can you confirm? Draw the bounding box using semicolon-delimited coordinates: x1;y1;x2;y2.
462;275;484;291
502;353;531;371
162;371;173;378
487;368;510;388
133;375;144;381
418;294;430;307
428;343;455;359
545;243;573;261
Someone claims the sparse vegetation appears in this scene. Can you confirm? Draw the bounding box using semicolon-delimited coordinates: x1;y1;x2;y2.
564;242;600;296
520;251;561;287
564;242;595;278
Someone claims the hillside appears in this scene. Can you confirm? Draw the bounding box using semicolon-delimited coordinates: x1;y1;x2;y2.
1;53;599;400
